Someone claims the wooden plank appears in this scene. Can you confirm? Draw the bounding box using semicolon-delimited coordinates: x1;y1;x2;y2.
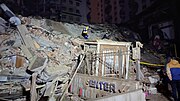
97;40;131;46
21;83;45;91
125;46;131;79
92;51;96;75
118;50;122;79
96;43;100;76
86;53;90;75
15;56;24;68
103;50;106;76
0;97;9;101
30;73;38;101
60;54;86;101
113;49;116;75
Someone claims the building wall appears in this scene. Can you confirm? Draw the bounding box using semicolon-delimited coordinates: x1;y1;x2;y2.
89;0;122;24
18;0;89;23
48;0;88;23
104;0;121;23
120;0;130;23
80;0;89;23
89;0;103;23
60;0;81;22
134;0;155;15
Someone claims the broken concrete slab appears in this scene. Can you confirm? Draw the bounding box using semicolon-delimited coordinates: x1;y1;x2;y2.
17;25;35;49
0;17;7;34
20;45;33;59
28;55;48;73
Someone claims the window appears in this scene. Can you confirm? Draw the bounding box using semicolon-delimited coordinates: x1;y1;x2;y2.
105;0;110;4
114;11;117;16
69;8;73;12
120;4;124;8
75;0;82;2
76;9;80;14
69;0;73;4
119;0;124;4
62;15;67;19
69;16;73;20
150;0;154;2
76;2;80;6
76;17;80;21
115;17;117;22
114;6;117;10
142;5;146;9
97;3;99;7
120;11;125;15
62;6;67;11
51;5;56;9
121;16;125;20
142;0;145;3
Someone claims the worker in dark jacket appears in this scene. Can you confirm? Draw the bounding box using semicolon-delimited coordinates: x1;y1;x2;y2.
166;58;180;101
82;26;89;39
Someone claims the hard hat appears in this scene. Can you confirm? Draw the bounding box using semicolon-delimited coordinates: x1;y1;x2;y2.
85;26;89;30
9;16;21;26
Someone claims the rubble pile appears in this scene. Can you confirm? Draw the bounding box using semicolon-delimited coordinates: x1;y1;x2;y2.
0;16;165;100
0;17;86;100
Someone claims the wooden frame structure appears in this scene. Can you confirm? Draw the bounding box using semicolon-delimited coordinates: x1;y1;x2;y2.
84;40;132;79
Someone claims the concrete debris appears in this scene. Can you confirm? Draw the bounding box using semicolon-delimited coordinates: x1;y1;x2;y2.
0;18;7;34
0;14;165;101
17;25;35;49
20;45;33;59
148;76;159;84
28;56;48;72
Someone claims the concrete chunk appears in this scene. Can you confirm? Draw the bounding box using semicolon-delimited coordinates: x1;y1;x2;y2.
28;56;48;72
20;45;33;59
17;25;35;49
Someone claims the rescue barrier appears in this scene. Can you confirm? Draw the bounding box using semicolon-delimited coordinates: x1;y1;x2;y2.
130;60;164;67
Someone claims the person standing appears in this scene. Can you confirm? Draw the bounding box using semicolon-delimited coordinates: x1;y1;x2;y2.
166;58;180;101
81;26;89;39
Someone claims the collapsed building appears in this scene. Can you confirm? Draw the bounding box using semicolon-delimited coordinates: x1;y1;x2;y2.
0;4;165;101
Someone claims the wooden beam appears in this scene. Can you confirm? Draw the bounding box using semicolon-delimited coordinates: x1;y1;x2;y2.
30;73;38;101
60;54;86;101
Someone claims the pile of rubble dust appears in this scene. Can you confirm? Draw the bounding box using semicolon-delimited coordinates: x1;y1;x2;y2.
0;16;166;101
